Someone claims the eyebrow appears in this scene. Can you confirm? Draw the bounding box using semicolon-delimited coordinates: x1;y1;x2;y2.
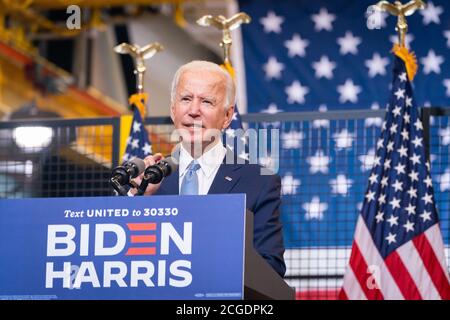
179;93;217;103
201;96;217;103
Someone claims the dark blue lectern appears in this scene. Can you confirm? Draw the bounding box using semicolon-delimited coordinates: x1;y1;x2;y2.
0;194;294;300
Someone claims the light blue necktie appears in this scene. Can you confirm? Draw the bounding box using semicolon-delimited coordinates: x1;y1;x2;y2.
180;160;201;195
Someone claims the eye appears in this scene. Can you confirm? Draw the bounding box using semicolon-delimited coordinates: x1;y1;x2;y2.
202;100;213;106
180;96;191;102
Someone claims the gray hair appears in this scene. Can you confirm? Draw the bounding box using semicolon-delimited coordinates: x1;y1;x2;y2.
170;60;236;110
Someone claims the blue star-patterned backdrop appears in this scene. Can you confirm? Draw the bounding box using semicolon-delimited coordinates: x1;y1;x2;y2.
238;0;450;249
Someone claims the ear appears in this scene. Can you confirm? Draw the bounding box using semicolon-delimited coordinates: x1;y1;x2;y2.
222;105;235;130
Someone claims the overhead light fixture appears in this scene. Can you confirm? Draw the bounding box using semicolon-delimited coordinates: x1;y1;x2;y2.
8;100;60;153
12;126;54;152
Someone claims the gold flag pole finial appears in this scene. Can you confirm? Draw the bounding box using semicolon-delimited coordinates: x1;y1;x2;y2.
197;12;251;68
374;0;426;48
114;42;164;94
114;42;163;117
372;0;426;81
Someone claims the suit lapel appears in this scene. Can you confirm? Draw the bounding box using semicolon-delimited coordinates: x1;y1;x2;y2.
208;164;243;194
208;147;244;194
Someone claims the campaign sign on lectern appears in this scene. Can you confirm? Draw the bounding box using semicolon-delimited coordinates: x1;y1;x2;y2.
0;194;246;300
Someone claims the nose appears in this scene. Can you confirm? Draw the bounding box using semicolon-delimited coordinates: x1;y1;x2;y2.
188;99;201;118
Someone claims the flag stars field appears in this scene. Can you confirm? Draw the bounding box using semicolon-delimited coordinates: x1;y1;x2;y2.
403;113;410;124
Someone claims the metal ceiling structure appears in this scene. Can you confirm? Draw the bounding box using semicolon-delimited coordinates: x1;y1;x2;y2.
0;0;231;51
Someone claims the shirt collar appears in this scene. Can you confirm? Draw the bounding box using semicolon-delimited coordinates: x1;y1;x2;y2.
179;142;226;178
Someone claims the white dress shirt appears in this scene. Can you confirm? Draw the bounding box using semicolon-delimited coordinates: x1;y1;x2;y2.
178;142;227;195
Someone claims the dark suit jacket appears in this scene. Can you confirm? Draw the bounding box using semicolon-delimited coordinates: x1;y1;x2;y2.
154;151;286;277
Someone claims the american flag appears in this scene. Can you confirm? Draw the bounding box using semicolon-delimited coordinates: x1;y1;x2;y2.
222;63;249;160
221;63;244;132
238;0;449;261
339;53;450;299
224;105;249;159
122;106;152;162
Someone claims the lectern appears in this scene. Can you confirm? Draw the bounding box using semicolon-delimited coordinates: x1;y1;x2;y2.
244;210;295;300
0;194;294;300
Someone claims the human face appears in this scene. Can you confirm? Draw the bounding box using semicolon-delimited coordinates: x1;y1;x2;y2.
171;69;234;152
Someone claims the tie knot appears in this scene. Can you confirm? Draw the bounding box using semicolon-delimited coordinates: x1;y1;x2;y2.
188;160;201;172
180;160;200;195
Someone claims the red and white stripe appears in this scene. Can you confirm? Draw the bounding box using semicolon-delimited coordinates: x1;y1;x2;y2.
340;216;450;300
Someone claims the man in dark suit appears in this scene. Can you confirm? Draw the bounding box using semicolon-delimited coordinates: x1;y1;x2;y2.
132;60;286;277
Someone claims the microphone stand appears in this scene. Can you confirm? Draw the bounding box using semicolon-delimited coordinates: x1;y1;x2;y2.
136;178;150;196
110;166;139;196
110;176;129;196
135;165;166;196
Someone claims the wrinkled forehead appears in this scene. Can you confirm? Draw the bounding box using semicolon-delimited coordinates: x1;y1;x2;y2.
177;69;227;96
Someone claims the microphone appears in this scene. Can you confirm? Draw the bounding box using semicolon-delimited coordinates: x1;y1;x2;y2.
110;157;145;195
136;157;178;196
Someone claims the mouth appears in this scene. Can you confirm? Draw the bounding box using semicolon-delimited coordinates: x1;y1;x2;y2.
183;123;205;129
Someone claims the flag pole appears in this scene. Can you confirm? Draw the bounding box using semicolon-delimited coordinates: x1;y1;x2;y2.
196;12;252;160
114;41;163;163
374;0;426;49
114;41;164;117
373;1;426;81
196;12;251;78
